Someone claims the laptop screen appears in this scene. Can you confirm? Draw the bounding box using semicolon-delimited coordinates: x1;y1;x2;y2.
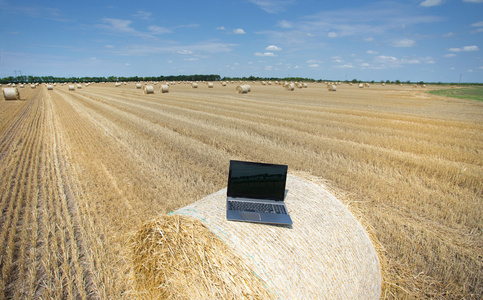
227;160;288;201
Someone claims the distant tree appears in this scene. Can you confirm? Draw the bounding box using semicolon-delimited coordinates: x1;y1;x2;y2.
395;80;401;84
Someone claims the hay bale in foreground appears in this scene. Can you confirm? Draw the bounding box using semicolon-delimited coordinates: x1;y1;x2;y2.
3;87;20;100
167;175;381;299
130;215;276;299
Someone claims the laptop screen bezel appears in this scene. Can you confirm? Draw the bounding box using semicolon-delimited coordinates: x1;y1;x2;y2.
227;160;288;201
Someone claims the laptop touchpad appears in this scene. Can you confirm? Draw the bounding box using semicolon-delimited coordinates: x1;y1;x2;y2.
241;212;261;221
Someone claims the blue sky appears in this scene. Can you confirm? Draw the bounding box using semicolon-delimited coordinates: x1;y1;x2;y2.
1;0;482;82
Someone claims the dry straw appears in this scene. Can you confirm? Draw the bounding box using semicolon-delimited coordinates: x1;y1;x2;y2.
191;82;198;88
3;87;20;100
47;84;54;90
285;83;295;91
328;84;337;91
160;84;169;93
130;215;276;299
207;82;214;88
68;85;75;91
143;85;155;94
135;175;381;299
136;83;142;89
236;84;251;94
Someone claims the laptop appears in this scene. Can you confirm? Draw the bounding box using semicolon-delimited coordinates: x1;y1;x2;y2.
226;160;293;225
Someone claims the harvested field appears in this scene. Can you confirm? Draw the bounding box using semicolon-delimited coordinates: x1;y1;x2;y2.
0;82;481;298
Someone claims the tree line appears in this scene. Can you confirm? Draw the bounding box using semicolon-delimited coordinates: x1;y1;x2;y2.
1;74;481;85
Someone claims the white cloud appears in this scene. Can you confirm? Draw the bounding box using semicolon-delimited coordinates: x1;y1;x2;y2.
233;28;246;34
420;0;444;7
391;39;416;47
265;66;273;70
248;0;294;13
307;59;321;64
177;50;193;55
463;45;479;51
463;0;483;3
328;32;338;38
334;64;354;69
184;58;198;61
309;64;319;68
360;63;370;67
471;21;483;27
216;26;225;30
148;25;172;34
277;20;293;28
99;18;155;39
443;53;456;57
364;37;375;42
367;50;379;55
254;52;276;57
448;45;479;52
265;45;282;51
105;45;114;48
375;56;399;64
133;10;152;20
125;63;130;66
442;32;455;37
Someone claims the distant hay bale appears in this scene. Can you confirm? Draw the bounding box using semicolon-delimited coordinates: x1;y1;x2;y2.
136;83;142;89
77;84;82;89
382;83;386;86
144;85;154;94
155;175;381;299
328;84;337;91
191;82;198;88
115;82;122;87
221;81;227;86
46;84;54;90
359;83;364;88
130;215;276;299
207;82;214;88
236;84;250;94
68;85;75;91
19;84;24;88
3;87;20;100
285;83;295;91
30;84;36;89
160;84;169;93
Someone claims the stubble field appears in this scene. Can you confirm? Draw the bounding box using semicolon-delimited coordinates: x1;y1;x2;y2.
0;81;481;299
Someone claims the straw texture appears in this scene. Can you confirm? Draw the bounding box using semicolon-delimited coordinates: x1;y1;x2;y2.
130;215;277;299
173;175;381;299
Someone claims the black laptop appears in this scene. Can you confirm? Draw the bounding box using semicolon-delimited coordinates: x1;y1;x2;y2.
226;160;292;225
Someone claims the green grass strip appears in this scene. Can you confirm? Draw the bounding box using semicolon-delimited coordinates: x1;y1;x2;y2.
428;87;483;101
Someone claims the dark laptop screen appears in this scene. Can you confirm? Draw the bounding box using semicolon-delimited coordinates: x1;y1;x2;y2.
227;160;288;201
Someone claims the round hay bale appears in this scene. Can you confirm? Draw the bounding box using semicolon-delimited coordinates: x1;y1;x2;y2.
221;81;227;86
160;84;169;93
3;87;20;100
30;84;36;89
136;83;142;89
115;82;122;87
358;83;364;88
77;84;82;89
191;82;198;88
144;85;155;94
235;85;250;94
207;82;214;88
328;84;337;91
130;214;276;299
46;84;54;90
167;175;381;299
68;85;75;91
285;83;295;91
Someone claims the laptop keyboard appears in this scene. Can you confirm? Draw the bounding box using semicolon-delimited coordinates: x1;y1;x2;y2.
228;201;287;214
